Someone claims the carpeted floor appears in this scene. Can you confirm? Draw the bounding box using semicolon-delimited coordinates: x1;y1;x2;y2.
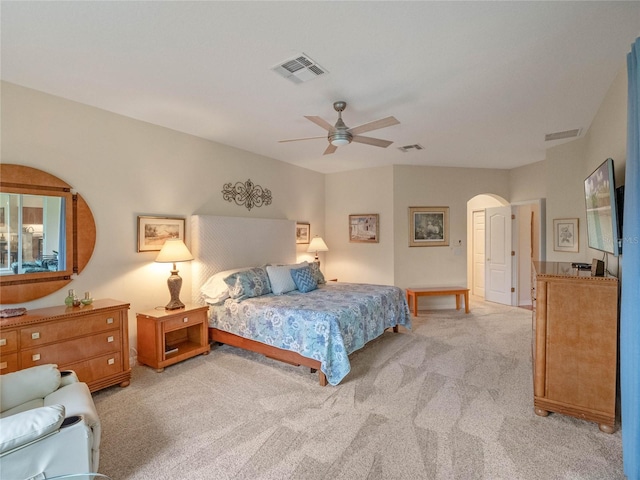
93;299;623;480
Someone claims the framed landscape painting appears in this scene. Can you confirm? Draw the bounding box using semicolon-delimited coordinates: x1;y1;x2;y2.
349;214;379;243
137;216;185;252
409;206;449;247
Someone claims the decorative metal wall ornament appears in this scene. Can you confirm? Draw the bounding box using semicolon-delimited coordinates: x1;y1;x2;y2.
222;179;273;211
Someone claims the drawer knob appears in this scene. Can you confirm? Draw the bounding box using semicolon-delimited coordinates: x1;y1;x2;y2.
107;336;114;343
108;358;115;365
32;332;40;340
0;339;6;347
32;353;41;361
106;317;114;324
0;362;7;369
183;317;188;323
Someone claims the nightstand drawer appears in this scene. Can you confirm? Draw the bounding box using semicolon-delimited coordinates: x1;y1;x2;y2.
21;330;122;368
20;312;121;347
0;330;18;353
164;310;206;332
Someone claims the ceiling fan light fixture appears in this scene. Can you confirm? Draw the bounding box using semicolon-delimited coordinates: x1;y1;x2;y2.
329;131;352;146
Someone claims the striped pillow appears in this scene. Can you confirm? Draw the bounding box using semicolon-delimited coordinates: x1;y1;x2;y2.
290;265;317;293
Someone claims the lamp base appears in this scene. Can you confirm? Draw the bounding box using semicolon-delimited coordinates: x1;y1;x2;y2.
165;267;185;310
165;299;185;310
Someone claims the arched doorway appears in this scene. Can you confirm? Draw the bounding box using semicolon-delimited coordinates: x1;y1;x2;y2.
467;195;546;306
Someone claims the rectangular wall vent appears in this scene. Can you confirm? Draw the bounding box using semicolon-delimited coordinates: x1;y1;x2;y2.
398;144;424;153
272;53;328;84
545;128;582;142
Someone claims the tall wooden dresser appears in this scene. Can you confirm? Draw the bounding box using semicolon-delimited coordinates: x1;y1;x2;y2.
0;299;131;392
532;262;619;432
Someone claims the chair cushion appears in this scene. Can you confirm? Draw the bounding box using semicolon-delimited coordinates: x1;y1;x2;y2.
0;404;65;453
0;364;61;413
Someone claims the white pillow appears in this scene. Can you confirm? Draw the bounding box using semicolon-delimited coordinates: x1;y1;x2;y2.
266;262;308;295
200;267;252;303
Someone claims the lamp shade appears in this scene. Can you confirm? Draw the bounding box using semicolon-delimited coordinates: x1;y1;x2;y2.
307;236;329;253
155;239;194;263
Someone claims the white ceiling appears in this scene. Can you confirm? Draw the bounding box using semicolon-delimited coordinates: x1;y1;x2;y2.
2;1;639;174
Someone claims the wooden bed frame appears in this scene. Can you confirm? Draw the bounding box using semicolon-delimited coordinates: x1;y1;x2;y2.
210;325;399;386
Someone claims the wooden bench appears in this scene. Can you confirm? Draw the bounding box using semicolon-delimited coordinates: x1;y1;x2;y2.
406;286;470;316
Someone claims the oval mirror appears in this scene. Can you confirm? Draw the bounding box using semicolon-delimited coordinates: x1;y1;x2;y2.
0;165;96;303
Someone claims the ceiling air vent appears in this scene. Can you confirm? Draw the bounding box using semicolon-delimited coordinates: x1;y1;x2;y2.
545;128;582;142
272;53;328;84
398;144;424;153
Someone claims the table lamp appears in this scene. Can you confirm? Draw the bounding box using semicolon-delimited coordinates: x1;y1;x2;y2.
155;239;194;310
307;236;328;264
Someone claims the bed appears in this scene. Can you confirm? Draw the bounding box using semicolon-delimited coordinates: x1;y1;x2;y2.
191;215;410;386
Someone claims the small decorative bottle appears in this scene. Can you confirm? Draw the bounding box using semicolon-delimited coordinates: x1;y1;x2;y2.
65;289;76;307
81;291;93;306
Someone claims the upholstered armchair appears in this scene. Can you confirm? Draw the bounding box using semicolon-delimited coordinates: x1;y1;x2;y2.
0;364;102;480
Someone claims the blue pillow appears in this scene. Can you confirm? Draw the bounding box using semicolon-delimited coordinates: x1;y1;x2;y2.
308;262;326;284
290;265;317;293
266;262;308;295
223;267;272;301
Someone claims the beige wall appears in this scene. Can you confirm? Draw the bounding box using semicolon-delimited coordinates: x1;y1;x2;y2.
509;64;628;267
2;56;629;332
1;82;325;353
392;165;510;291
324;166;394;285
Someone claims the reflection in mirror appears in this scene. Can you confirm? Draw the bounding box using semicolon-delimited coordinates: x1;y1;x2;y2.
0;193;65;275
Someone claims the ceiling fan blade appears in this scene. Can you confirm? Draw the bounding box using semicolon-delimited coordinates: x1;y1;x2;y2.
278;136;327;143
305;116;336;132
352;135;394;148
348;116;400;135
323;143;338;155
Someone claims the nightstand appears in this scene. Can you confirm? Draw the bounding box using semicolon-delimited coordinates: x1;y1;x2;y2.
136;304;210;372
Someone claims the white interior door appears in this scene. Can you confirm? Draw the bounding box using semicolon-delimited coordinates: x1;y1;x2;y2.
472;210;485;297
485;206;513;305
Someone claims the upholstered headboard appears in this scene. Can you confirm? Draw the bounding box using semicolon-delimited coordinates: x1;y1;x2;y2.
190;215;296;303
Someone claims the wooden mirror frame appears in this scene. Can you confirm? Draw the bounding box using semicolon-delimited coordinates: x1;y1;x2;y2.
0;164;96;304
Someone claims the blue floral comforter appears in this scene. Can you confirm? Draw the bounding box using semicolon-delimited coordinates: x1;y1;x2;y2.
208;282;411;385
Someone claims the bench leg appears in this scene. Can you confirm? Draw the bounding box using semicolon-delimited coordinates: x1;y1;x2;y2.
407;291;418;316
464;291;470;313
455;294;461;311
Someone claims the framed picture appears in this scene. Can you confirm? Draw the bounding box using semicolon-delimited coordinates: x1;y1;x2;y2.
553;218;579;252
349;214;379;243
409;206;449;247
137;216;185;252
296;223;310;244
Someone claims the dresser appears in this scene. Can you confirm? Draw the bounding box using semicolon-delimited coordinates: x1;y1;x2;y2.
0;299;131;392
531;262;619;432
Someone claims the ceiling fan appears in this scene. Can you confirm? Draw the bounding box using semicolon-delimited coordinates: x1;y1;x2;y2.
279;101;400;155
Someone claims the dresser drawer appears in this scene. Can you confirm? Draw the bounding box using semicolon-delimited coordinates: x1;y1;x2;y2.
21;330;122;368
0;352;18;373
164;310;206;332
0;330;18;353
65;352;123;385
20;312;122;347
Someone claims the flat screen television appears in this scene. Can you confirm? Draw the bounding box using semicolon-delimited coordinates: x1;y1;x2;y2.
584;158;621;256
